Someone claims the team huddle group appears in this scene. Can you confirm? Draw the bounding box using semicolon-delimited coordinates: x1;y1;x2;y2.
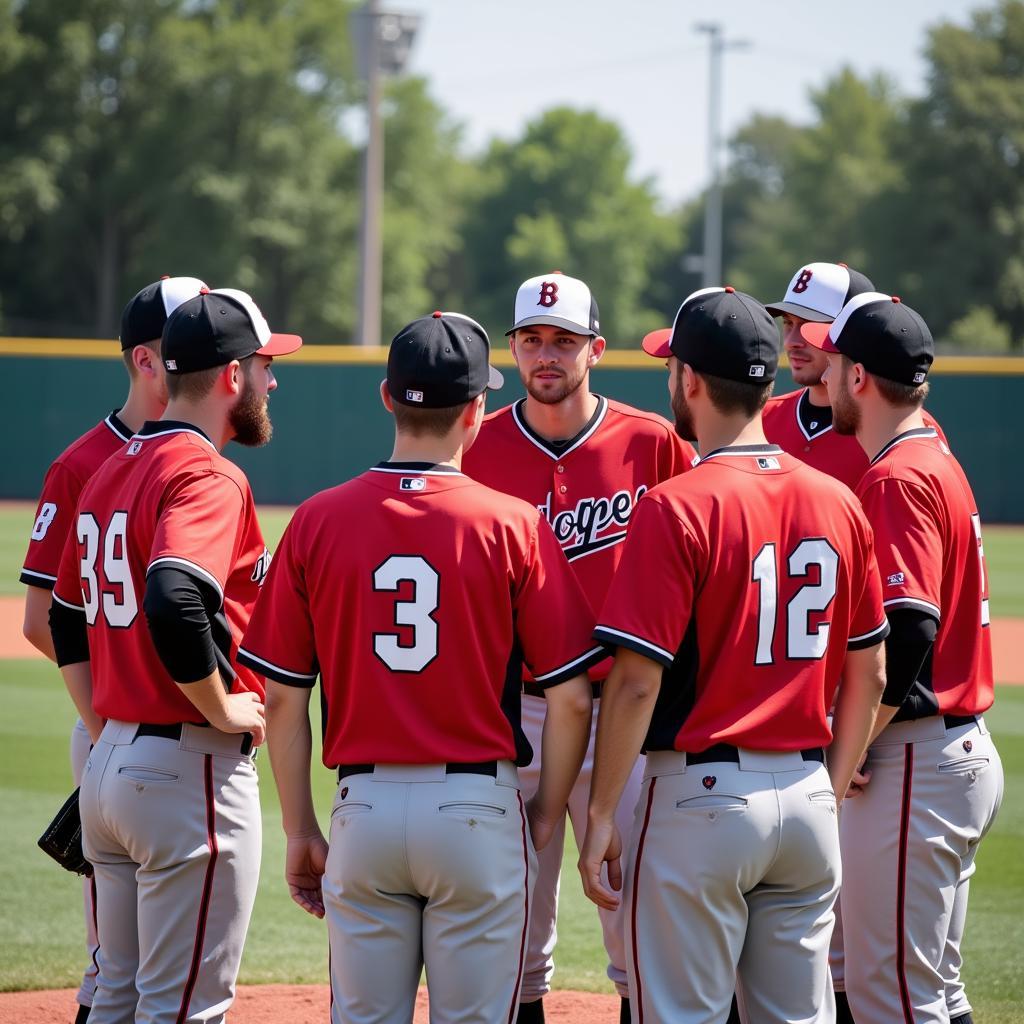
21;263;1002;1024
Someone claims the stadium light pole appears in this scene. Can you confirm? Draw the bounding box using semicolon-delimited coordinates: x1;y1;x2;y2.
352;1;421;346
695;24;748;287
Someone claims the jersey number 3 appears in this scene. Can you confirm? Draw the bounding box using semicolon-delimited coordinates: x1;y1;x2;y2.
751;539;839;663
78;512;138;628
373;555;439;672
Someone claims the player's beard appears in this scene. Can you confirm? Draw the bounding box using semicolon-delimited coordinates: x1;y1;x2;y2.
671;384;697;442
831;373;860;436
522;361;588;405
230;373;273;447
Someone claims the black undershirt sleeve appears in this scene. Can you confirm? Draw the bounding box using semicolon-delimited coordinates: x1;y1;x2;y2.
881;607;938;708
50;599;90;667
144;566;221;684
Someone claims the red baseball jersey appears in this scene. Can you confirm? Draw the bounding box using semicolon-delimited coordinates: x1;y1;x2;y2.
463;396;696;681
595;444;889;752
52;421;270;724
763;388;947;491
855;426;993;718
237;463;605;767
21;411;133;589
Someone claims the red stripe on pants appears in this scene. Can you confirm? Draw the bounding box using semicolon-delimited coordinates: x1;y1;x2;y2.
507;791;532;1024
630;778;658;1024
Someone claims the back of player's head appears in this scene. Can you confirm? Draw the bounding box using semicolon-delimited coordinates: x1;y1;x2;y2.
507;272;600;338
386;311;503;437
825;293;933;407
120;276;208;351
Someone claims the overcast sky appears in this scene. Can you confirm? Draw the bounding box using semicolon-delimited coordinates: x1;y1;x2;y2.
401;0;982;205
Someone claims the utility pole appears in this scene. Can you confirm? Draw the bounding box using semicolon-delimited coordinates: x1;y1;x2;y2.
695;24;748;287
352;2;420;346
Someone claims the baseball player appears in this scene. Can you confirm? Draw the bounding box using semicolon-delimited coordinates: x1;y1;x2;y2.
49;287;301;1024
463;273;695;1024
20;275;206;1024
761;261;946;491
821;293;1003;1024
237;311;599;1024
579;286;891;1024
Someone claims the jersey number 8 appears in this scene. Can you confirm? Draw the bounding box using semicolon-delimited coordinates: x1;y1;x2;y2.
751;538;839;663
77;512;138;628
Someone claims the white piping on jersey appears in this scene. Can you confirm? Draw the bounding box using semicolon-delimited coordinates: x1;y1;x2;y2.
795;389;834;443
21;567;57;583
103;414;132;442
52;590;84;611
593;625;674;665
511;395;608;460
883;595;941;619
869;427;939;466
849;620;889;645
532;645;606;683
131;427;217;450
368;466;465;476
238;646;317;682
698;444;785;463
147;557;225;602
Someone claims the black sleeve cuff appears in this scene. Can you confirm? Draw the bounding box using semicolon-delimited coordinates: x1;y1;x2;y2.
21;569;57;589
593;626;674;669
848;619;890;651
144;567;219;684
50;599;89;667
529;645;607;689
236;648;319;688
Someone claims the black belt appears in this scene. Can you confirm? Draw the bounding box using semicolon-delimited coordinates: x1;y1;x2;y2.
943;713;979;729
684;744;825;766
523;681;604;699
337;760;498;782
134;722;253;756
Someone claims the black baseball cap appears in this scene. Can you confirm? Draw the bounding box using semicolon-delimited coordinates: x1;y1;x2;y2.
119;276;208;350
642;287;779;384
388;311;504;408
161;287;302;374
823;292;934;386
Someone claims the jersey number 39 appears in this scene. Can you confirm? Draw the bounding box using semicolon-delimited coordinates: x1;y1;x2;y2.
751;539;839;663
77;512;138;628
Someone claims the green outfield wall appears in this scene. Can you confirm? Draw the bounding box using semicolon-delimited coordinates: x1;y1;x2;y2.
1;341;1019;521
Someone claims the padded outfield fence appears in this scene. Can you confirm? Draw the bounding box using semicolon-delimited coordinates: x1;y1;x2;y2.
1;340;1020;522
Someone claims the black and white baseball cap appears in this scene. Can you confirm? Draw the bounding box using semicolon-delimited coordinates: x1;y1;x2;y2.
119;276;208;350
643;287;779;384
507;272;600;337
823;293;934;386
765;262;875;348
161;287;302;374
388;311;504;408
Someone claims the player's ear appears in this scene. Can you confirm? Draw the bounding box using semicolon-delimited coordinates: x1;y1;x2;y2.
133;342;158;379
223;360;243;396
379;379;394;413
508;332;519;363
851;361;869;395
588;335;606;366
681;362;699;397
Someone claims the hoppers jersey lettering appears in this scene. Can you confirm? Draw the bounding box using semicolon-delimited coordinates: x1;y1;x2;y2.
595;445;889;752
237;463;605;767
763;388;947;491
463;396;695;681
21;411;133;589
855;427;993;719
52;421;268;724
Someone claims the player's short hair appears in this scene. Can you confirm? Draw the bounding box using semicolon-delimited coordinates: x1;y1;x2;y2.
165;354;258;402
693;368;774;417
121;340;160;379
873;374;930;408
391;400;470;438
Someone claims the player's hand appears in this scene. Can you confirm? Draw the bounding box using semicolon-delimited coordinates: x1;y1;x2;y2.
845;754;871;798
525;796;561;852
578;818;622;911
214;691;267;747
285;830;329;918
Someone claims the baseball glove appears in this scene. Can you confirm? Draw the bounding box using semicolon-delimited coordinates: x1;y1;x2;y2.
38;787;93;877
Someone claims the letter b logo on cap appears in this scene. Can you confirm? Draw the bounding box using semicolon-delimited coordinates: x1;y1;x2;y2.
538;281;559;307
792;269;814;294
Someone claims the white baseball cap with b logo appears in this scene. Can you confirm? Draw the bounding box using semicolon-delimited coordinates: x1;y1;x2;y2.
764;262;875;324
507;272;601;337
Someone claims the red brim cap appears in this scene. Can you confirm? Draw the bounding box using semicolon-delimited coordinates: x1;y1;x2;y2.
641;328;673;359
798;321;832;349
261;333;303;357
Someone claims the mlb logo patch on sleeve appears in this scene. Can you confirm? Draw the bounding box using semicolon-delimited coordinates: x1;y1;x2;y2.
887;572;906;586
756;456;781;471
400;478;426;491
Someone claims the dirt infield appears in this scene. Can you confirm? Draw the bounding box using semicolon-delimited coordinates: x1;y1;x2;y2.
3;595;1023;683
0;985;617;1022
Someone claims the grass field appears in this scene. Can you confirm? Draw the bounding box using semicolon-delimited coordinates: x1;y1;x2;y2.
0;502;1021;1015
